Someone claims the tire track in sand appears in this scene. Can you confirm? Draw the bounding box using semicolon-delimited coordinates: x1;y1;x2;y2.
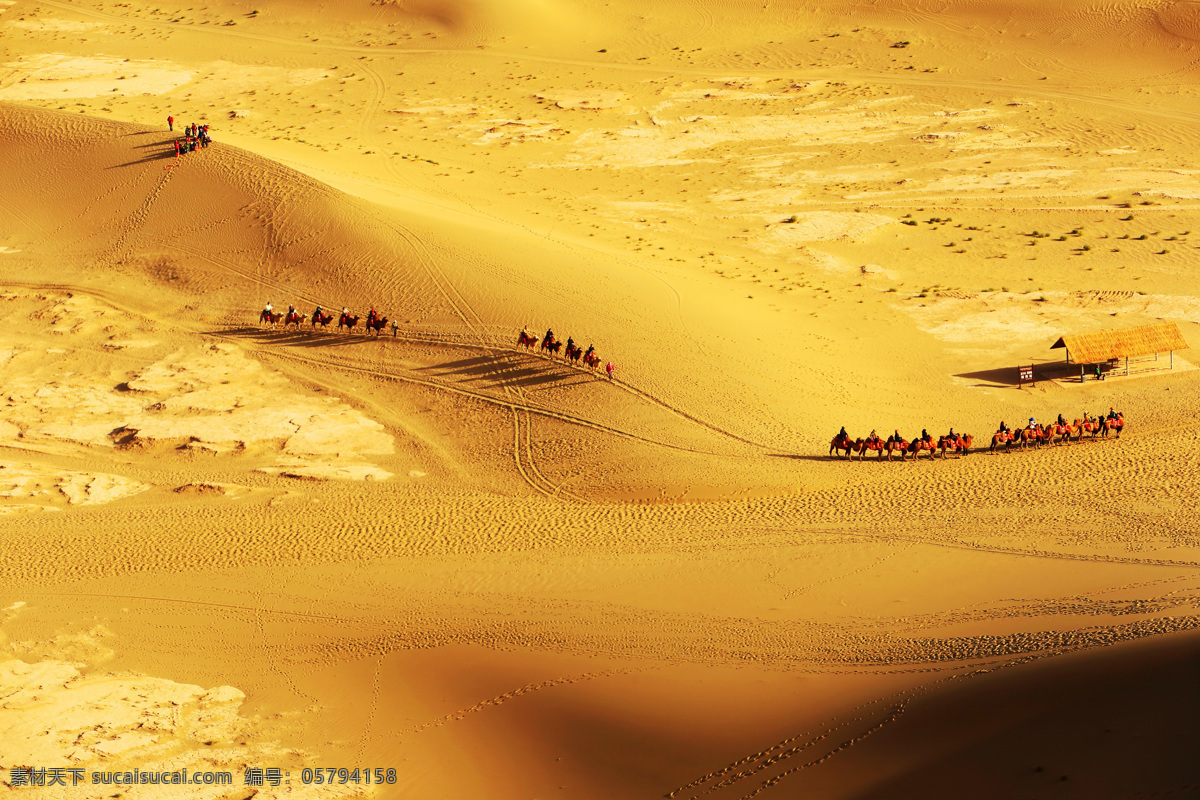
348;62;570;501
242;342;732;457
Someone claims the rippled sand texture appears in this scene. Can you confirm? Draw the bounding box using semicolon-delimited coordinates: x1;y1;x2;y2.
3;0;1200;797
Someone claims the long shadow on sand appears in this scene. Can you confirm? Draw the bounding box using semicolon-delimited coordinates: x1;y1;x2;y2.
215;328;596;391
107;149;178;169
415;353;595;391
954;362;1082;387
214;326;387;351
108;137;202;168
768;453;851;462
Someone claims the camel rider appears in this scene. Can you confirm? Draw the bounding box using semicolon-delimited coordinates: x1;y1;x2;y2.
947;428;956;441
1108;407;1119;420
1057;413;1066;427
921;428;930;443
892;429;902;443
868;429;877;441
838;426;848;440
1028;417;1036;430
264;301;273;314
544;328;554;344
367;307;377;325
585;344;595;358
567;337;575;352
998;421;1009;434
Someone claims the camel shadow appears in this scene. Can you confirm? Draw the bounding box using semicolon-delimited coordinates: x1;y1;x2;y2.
768;453;855;462
211;326;385;350
212;329;601;392
415;353;595;391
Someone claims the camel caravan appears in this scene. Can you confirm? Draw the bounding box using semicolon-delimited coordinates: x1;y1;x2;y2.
260;302;391;335
987;410;1124;453
517;327;612;376
257;305;615;377
830;409;1124;461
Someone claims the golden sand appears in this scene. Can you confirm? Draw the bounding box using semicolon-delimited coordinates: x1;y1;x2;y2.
3;0;1200;796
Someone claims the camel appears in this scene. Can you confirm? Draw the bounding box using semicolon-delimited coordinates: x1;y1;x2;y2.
908;437;936;461
853;436;887;461
1100;413;1124;438
884;437;910;461
829;433;854;459
989;430;1015;453
937;434;972;458
1019;425;1046;449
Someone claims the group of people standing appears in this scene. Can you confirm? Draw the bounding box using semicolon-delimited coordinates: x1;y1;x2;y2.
168;115;212;155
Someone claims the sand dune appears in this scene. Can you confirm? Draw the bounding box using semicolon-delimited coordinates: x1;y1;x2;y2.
4;0;1200;796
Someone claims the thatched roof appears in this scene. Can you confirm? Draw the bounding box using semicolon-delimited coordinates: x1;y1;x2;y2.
1051;321;1189;363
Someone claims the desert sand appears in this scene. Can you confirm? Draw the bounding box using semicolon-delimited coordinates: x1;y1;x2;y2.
3;0;1200;796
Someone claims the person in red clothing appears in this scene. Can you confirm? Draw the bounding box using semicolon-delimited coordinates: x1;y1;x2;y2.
168;115;174;131
173;139;180;156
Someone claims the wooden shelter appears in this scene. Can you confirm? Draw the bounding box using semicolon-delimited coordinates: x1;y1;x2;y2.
1051;321;1189;380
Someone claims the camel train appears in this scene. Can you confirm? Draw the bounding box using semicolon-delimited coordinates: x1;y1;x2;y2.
830;412;1123;461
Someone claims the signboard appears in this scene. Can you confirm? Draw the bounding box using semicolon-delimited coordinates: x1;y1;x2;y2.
1018;365;1034;387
